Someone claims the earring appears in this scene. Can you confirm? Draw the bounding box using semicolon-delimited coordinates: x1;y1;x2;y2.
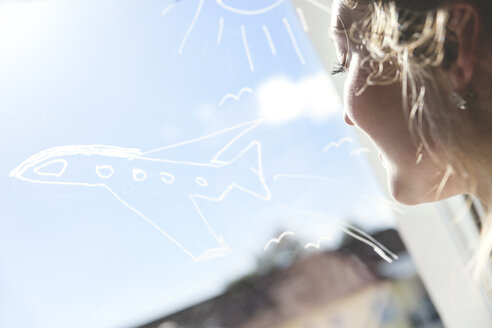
450;90;476;110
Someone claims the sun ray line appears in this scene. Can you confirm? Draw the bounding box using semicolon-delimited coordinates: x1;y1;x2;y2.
283;18;306;65
179;0;204;55
296;7;309;32
262;25;277;55
217;17;224;44
241;25;255;72
216;0;285;15
161;2;175;16
305;0;332;13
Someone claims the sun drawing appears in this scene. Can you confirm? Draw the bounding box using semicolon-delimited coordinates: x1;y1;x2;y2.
163;0;333;72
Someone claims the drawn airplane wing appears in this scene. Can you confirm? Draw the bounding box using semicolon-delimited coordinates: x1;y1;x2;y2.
106;182;230;262
142;119;262;164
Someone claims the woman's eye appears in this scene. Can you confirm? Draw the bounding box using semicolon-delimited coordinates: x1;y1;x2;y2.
330;62;347;75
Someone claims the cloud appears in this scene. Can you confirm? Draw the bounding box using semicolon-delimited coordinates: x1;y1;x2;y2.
256;73;342;125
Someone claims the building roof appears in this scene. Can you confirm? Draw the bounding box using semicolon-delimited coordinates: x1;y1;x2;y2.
140;251;384;328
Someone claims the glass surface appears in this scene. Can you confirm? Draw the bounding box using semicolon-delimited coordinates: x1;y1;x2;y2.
0;1;441;327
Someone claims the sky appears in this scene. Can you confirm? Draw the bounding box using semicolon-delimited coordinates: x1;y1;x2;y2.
0;0;400;327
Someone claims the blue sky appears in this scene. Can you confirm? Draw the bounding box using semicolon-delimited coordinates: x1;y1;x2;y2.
0;0;398;327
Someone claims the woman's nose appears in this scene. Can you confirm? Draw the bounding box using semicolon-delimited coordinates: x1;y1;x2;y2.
344;111;355;126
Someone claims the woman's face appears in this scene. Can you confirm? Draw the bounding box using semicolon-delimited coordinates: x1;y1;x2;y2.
330;0;464;204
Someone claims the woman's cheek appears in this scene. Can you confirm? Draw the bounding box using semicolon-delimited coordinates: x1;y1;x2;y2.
343;56;371;130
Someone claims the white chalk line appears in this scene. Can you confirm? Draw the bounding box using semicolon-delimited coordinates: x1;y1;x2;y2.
144;118;261;158
323;137;354;152
349;147;370;156
264;231;295;250
132;168;147;182
262;25;277;55
160;171;175;184
11;172;222;262
305;236;332;250
10;176;198;260
161;2;175;16
296;7;309;32
241;25;254;72
279;206;398;263
10;145;143;179
305;0;332;13
219;87;253;107
96;165;114;179
11;145;227;176
283;18;306;66
217;17;224;44
10;121;271;262
104;185;201;261
210;140;271;201
373;248;394;263
33;158;67;177
195;176;208;187
216;0;285;15
179;0;204;55
187;142;272;259
188;194;230;261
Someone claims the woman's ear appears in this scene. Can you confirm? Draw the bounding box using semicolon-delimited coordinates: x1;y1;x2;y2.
445;3;482;92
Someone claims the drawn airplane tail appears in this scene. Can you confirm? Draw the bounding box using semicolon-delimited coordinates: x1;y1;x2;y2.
227;140;271;201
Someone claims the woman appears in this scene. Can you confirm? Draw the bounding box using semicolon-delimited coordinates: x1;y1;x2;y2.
329;0;492;280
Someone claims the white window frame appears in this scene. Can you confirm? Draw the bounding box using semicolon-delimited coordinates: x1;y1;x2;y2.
291;1;492;326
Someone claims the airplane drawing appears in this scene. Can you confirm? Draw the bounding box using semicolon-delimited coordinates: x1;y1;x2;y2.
9;120;271;262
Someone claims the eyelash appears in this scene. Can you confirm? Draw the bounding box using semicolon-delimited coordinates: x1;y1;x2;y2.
330;63;347;75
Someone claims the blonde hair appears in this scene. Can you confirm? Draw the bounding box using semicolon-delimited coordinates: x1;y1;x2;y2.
342;0;492;286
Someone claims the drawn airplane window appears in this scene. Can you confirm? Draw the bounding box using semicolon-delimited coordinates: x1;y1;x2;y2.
0;0;452;327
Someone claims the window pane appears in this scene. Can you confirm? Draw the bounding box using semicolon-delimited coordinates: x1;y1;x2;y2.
0;1;442;327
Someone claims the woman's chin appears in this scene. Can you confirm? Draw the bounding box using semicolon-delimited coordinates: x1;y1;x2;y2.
386;170;463;205
385;170;436;205
388;184;425;205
